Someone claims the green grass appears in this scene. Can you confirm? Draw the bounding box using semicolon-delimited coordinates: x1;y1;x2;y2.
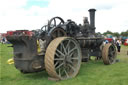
0;43;128;85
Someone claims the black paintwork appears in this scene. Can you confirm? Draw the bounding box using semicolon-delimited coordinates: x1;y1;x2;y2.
6;9;104;73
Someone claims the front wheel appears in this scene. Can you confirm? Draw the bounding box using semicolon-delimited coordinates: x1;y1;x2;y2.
102;43;117;65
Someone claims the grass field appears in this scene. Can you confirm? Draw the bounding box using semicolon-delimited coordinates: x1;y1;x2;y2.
0;43;128;85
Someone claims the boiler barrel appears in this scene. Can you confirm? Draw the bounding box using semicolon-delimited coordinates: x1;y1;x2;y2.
77;37;104;48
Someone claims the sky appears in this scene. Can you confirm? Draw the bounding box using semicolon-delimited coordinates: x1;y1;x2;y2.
0;0;128;33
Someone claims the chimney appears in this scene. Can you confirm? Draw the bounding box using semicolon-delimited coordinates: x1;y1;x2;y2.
88;9;96;28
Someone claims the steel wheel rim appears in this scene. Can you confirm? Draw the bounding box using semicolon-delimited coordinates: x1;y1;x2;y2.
54;38;81;79
45;37;81;80
108;44;117;63
102;43;117;65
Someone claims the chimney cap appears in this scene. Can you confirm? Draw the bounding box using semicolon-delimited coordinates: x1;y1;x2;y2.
88;9;96;12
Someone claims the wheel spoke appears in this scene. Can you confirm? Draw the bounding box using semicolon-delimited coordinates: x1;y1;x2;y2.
61;42;67;54
68;63;75;72
45;26;47;31
110;57;114;60
112;51;115;55
109;52;113;57
58;68;61;77
55;61;59;67
69;51;74;57
55;51;64;58
67;45;70;54
54;58;64;61
109;46;112;51
67;59;73;65
64;69;69;78
66;40;71;49
59;44;63;52
59;22;62;25
53;18;56;26
55;52;59;57
56;49;65;57
109;57;114;62
71;57;79;60
109;49;115;57
66;40;71;53
56;62;64;70
68;46;77;54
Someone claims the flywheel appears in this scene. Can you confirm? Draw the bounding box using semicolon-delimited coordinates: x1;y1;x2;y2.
45;37;82;80
102;43;117;65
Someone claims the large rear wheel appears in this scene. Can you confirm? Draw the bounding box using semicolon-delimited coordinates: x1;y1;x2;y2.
45;37;82;80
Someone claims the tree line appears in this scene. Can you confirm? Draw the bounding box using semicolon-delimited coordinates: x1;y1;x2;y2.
102;30;128;38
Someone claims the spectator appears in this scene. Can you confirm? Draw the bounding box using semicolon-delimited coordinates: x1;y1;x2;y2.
116;39;122;52
105;39;109;44
1;37;7;44
2;37;5;44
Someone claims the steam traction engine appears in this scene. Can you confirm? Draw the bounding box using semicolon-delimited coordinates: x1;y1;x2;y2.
6;9;117;80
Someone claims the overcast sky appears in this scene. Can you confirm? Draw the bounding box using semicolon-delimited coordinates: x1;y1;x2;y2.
0;0;128;33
